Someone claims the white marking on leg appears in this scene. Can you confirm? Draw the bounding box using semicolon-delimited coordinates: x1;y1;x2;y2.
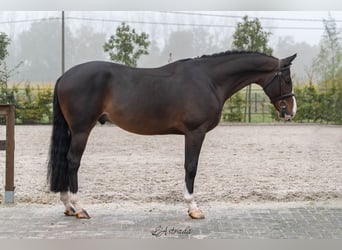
184;185;198;212
292;96;297;118
69;192;84;213
60;192;72;210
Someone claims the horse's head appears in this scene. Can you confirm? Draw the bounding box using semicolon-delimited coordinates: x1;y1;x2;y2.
263;54;297;121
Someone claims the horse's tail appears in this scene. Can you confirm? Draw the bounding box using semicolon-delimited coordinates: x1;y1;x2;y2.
47;77;71;192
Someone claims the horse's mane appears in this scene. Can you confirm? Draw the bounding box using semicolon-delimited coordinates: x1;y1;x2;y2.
198;50;276;59
172;50;276;64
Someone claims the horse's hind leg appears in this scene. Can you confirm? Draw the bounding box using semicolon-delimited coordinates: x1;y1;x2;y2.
67;131;91;219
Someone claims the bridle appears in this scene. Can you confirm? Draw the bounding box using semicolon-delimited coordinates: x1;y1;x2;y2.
263;60;295;104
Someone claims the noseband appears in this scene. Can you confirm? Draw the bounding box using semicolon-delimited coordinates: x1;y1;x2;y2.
263;60;295;104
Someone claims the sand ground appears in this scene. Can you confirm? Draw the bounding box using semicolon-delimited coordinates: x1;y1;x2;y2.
0;124;341;205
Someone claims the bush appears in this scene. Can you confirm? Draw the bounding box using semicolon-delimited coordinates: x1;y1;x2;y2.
293;83;342;124
221;92;244;122
2;83;53;124
294;84;319;122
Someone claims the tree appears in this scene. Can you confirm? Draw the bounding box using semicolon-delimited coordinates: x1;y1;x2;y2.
0;32;14;104
161;29;220;63
161;30;195;62
0;32;10;87
17;19;65;81
231;15;273;122
311;15;342;124
232;16;273;55
313;15;342;88
0;32;10;62
103;22;150;67
68;25;107;67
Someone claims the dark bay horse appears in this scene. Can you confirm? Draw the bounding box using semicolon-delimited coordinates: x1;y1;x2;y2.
48;51;297;219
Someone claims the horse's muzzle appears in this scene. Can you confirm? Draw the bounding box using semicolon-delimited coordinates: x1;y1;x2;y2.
280;105;294;121
280;105;286;118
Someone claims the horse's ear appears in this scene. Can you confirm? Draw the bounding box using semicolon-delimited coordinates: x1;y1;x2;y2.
281;53;297;67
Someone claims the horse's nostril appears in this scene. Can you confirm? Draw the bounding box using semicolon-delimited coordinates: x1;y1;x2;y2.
280;106;286;118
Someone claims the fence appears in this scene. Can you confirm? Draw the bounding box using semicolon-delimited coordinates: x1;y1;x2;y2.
222;86;275;123
0;104;15;204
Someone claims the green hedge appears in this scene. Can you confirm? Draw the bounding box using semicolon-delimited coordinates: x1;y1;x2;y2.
294;84;342;124
0;84;53;124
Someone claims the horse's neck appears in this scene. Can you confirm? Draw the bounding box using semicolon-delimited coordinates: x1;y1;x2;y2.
202;54;277;105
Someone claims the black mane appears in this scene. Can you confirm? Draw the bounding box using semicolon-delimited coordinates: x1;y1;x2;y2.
172;50;275;64
198;50;275;59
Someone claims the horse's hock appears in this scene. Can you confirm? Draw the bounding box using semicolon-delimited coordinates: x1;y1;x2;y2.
0;105;15;204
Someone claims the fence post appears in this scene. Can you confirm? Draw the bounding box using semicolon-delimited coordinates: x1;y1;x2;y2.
0;104;15;204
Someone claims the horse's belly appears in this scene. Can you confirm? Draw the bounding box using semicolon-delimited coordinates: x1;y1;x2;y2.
107;113;184;135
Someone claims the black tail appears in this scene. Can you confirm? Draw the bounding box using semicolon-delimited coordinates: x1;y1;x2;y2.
47;78;71;192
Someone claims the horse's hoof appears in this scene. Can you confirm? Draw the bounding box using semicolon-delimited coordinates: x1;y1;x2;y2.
188;209;205;219
76;209;91;219
64;207;76;216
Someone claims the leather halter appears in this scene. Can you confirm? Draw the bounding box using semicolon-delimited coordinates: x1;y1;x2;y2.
263;60;295;104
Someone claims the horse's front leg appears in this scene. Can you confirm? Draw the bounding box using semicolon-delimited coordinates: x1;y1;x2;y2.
184;129;206;219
